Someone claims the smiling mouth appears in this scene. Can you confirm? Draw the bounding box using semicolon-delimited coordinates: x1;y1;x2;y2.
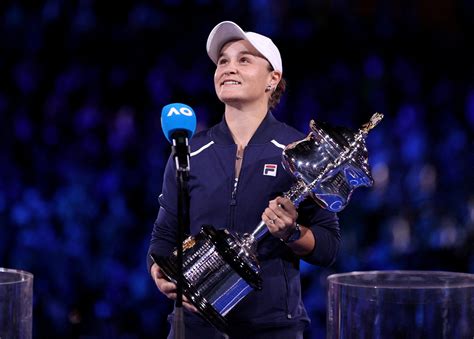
221;80;241;86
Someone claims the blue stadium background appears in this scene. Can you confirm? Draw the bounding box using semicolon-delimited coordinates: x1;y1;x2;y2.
0;1;473;338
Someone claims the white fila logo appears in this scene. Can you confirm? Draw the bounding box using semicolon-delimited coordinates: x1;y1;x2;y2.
263;164;277;177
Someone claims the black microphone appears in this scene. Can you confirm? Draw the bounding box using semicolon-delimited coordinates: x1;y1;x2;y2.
161;103;197;339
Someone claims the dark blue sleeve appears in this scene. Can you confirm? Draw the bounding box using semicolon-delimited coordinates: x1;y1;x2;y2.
146;156;179;272
297;199;341;267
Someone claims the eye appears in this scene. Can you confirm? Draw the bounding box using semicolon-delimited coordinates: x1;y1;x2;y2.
240;56;250;64
217;57;228;65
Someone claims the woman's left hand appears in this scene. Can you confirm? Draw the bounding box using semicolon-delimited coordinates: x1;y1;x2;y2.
262;196;298;241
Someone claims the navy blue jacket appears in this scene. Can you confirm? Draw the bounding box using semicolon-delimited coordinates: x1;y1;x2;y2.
147;112;341;332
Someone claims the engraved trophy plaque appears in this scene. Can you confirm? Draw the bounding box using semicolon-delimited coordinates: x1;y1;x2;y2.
152;113;384;334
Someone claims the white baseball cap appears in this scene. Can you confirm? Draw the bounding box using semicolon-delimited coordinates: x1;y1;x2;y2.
206;21;283;74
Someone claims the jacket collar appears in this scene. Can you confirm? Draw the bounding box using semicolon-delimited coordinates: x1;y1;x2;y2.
211;112;281;145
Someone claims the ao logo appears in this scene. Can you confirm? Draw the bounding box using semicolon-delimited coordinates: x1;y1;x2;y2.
167;106;193;117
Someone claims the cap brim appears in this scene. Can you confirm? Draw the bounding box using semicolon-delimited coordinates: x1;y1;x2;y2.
206;21;247;64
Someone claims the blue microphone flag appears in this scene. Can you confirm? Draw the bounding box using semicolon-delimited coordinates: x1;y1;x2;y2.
161;103;197;143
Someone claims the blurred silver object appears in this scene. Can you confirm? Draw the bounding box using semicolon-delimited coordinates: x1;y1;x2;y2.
152;113;383;334
282;112;383;211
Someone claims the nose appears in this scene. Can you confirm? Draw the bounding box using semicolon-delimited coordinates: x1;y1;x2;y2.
223;67;236;76
221;60;238;75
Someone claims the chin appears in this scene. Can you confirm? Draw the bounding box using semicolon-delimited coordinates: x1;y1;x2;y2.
219;94;242;103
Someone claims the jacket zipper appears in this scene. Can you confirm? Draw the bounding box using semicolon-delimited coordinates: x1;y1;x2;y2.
280;259;291;319
229;178;238;228
229;145;240;228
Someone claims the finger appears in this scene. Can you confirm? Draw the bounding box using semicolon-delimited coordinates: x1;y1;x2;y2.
262;209;278;226
275;214;291;227
157;280;177;294
267;204;285;220
275;197;298;219
273;217;290;233
182;295;198;312
265;209;294;235
269;200;291;218
263;211;283;230
165;292;177;300
183;301;198;313
261;213;267;222
268;204;290;222
268;199;280;211
264;216;276;229
151;264;164;279
274;197;291;209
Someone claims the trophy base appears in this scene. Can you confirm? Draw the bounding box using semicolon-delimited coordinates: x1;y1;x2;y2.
151;225;262;334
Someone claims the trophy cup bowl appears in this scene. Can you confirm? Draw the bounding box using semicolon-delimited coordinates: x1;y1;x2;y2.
282;119;375;212
152;113;383;334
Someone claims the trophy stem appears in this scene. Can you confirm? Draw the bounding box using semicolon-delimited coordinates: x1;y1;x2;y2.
250;220;268;242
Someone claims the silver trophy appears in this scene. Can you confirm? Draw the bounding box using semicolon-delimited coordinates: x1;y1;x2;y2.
152;113;383;334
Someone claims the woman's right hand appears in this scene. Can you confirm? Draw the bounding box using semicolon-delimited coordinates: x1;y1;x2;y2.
150;263;198;313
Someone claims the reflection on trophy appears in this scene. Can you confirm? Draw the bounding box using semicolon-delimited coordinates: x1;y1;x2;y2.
151;113;384;334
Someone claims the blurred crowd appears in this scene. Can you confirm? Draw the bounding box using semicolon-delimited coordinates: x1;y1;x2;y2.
0;1;473;338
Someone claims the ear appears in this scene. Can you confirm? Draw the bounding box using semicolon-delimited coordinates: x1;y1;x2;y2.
268;70;282;88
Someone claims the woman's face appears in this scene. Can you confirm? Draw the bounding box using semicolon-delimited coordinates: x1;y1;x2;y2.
214;39;275;107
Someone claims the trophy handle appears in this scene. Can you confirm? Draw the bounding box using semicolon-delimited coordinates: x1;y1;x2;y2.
361;112;384;134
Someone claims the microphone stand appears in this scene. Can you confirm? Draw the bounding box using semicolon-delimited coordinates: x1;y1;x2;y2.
172;132;191;339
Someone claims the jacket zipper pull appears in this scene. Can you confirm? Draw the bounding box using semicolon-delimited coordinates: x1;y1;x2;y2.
230;188;237;206
230;178;238;206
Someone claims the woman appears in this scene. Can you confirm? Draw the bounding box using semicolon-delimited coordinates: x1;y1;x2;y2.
147;21;341;338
